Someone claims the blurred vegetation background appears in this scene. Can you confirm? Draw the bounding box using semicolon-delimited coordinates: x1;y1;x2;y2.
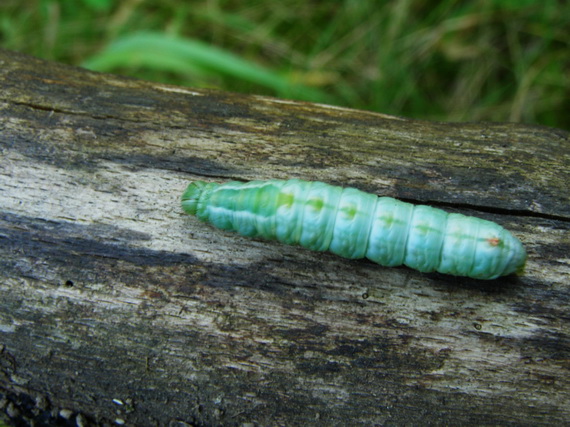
1;0;568;129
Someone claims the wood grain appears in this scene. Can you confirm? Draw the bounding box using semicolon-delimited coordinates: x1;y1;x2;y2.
1;48;569;426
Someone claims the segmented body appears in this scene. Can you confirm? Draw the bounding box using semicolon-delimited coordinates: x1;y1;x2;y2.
181;179;526;280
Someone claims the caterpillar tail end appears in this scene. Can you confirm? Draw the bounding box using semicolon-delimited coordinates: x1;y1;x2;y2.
515;253;527;277
181;181;208;216
511;238;528;278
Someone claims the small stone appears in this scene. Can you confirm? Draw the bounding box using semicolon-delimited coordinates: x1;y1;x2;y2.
76;413;88;427
60;408;74;420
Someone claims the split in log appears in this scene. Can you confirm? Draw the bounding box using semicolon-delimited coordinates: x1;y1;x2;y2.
1;48;569;426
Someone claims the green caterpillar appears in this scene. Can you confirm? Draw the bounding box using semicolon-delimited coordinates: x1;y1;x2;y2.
181;179;526;280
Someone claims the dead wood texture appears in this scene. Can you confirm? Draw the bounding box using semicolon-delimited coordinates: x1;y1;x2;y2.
1;48;569;426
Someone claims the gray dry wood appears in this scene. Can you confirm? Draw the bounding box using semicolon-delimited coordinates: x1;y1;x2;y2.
0;48;569;426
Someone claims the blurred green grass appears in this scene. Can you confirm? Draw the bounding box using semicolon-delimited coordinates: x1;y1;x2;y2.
0;0;568;129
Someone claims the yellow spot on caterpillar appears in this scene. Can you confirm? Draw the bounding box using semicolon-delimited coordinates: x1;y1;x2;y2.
488;237;501;247
278;192;294;208
307;197;324;212
341;205;357;219
380;215;394;227
416;224;430;235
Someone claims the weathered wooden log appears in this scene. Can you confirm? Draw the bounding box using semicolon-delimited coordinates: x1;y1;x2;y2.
0;47;569;425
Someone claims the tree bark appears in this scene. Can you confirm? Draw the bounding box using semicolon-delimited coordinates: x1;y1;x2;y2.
1;48;569;426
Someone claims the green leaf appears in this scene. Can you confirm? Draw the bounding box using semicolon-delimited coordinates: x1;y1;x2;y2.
82;32;330;103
